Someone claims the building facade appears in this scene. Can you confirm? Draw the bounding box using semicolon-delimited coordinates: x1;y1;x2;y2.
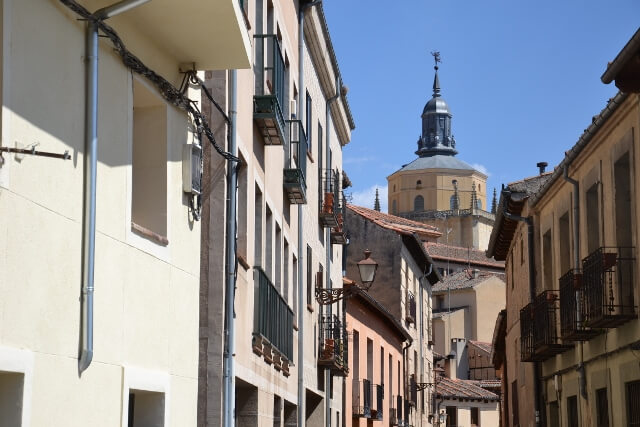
386;59;494;251
198;1;355;426
346;204;442;426
0;0;250;426
344;279;413;427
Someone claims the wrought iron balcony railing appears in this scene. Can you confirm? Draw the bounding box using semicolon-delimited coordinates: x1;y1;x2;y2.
372;384;383;420
559;269;602;341
390;395;403;426
582;247;637;328
319;169;341;228
521;291;571;361
352;379;373;418
406;291;416;325
283;119;308;204
409;375;417;406
252;267;294;361
253;35;286;145
318;315;348;376
330;195;347;245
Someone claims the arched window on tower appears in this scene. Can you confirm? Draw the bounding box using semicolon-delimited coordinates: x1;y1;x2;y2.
414;195;424;212
476;199;482;210
450;194;458;210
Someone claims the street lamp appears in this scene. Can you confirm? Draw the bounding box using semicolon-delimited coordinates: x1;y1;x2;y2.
315;249;379;305
439;411;448;426
357;249;378;290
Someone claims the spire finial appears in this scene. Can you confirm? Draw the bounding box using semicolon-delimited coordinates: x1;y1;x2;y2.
491;188;497;214
374;187;381;212
470;182;477;210
431;51;441;97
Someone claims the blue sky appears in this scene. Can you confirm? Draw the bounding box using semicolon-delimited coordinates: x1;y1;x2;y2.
323;1;639;212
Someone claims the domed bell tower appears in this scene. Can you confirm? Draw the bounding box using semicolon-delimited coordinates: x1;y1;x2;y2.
416;51;457;157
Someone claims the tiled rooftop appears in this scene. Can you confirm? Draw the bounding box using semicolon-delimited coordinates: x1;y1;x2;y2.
507;172;552;195
432;269;504;293
347;204;442;239
424;242;504;269
435;376;500;401
468;340;493;355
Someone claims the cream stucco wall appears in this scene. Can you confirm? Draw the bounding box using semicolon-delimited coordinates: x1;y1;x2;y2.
0;0;244;424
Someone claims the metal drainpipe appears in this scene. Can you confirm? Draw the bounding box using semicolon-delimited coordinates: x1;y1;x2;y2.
402;340;412;424
223;69;239;427
297;2;321;425
324;75;340;427
563;167;587;400
501;192;541;426
79;0;151;376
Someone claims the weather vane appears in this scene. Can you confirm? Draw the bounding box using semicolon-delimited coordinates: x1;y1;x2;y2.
431;51;441;70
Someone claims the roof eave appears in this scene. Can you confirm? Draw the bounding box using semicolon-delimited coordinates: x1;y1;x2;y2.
601;27;640;85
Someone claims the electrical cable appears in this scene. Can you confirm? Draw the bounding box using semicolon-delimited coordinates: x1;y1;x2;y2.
59;0;239;164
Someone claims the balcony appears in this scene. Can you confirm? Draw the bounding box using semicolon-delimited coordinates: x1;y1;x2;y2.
582;247;637;328
409;375;418;406
520;291;571;362
90;0;251;71
319;169;341;228
254;35;286;145
330;198;347;244
283;120;308;204
352;379;372;418
252;267;294;364
406;291;416;325
371;384;384;420
318;315;348;376
559;269;602;341
390;395;403;426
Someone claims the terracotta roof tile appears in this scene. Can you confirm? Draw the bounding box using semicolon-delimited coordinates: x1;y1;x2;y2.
347;204;442;239
435;377;499;401
424;242;504;269
432;269;504;293
468;340;493;355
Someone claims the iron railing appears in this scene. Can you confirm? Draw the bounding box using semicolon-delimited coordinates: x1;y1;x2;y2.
352;379;372;418
319;169;341;228
283;119;308;204
374;384;384;420
318;315;348;375
330;194;347;244
253;267;293;360
521;291;570;361
406;291;416;324
253;35;286;145
582;247;637;328
559;269;601;340
409;375;417;406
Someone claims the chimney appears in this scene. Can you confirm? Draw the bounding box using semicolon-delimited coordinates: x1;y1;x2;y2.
536;161;548;175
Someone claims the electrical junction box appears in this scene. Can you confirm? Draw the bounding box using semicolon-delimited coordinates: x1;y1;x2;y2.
182;143;202;195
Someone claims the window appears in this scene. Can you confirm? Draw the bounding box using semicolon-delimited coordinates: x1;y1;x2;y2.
446;406;457;426
367;339;374;384
449;194;458;210
128;390;165;427
237;155;248;258
254;185;263;266
292;255;298;318
380;347;384;393
388;355;392;399
414;195;424;212
559;212;571;275
520;238;524;265
596;387;609;427
567;395;578;427
511;380;519;426
353;330;360;379
416;180;422;187
615;152;633;248
275;223;282;292
0;371;24;426
306;245;312;307
626;380;640;427
283;239;289;304
543;230;553;290
132;79;167;242
548;401;560;427
306;91;312;154
476;199;482;210
586;183;600;254
471;406;479;426
265;206;273;278
392;200;397;214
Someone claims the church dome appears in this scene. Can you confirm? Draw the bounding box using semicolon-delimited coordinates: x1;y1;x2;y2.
423;96;451;116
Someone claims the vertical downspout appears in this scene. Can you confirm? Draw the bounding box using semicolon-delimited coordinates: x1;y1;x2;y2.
402;341;411;425
419;263;431;426
324;75;340;426
502;193;541;426
223;69;239;427
79;0;151;376
563;167;587;400
297;2;321;425
79;18;98;375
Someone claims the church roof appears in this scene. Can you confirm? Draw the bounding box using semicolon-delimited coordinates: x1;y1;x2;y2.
347;204;442;239
393;155;480;175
